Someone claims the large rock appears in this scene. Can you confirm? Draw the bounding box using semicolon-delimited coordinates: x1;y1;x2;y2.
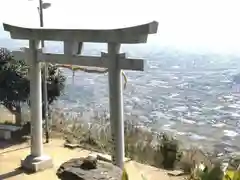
56;156;122;180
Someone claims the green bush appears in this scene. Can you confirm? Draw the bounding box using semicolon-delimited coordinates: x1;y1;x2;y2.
159;133;182;169
189;160;240;180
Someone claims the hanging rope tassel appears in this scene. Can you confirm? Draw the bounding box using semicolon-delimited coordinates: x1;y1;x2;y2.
54;64;128;90
121;71;127;90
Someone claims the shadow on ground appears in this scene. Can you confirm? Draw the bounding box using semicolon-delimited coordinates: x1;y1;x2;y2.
0;167;34;179
0;122;30;149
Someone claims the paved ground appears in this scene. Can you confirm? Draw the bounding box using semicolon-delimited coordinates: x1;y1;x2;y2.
0;139;186;180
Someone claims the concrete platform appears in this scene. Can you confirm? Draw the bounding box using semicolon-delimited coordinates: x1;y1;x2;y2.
0;139;184;180
21;154;53;172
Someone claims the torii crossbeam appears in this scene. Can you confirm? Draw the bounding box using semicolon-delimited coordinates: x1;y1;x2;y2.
3;21;158;172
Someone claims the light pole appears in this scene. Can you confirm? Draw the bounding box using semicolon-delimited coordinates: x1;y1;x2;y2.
38;0;51;143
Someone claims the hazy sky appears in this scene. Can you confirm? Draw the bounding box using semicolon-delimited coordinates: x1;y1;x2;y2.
1;0;240;54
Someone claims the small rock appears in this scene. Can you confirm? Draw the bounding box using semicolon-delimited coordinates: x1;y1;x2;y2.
167;170;185;176
81;156;97;170
64;143;79;149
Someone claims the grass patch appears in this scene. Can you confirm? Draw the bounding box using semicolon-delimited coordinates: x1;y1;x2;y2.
49;109;185;170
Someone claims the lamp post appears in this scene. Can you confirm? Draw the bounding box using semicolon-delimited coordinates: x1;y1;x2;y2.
38;0;51;143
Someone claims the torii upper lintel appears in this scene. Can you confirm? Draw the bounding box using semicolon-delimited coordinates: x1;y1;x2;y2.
3;21;158;43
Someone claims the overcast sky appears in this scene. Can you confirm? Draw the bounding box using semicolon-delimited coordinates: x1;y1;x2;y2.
1;0;240;54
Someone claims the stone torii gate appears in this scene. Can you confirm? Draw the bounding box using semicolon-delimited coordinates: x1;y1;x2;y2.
3;21;158;172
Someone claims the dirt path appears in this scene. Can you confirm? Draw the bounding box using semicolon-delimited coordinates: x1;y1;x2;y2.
0;139;186;180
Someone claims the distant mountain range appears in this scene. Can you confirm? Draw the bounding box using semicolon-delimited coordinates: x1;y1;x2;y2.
1;37;240;70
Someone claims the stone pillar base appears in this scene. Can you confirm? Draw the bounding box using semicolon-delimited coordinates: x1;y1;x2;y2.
21;155;53;172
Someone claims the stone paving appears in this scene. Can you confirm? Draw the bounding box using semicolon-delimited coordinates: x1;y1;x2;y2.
0;139;185;180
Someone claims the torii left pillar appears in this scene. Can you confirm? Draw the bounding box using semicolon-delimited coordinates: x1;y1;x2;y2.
21;40;53;172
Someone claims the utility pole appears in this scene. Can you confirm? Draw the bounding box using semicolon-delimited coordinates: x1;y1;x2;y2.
38;0;50;143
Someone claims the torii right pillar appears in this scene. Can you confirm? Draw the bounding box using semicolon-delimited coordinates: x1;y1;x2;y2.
107;42;122;166
106;22;158;168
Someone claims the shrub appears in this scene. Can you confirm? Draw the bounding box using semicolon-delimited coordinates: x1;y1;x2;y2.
159;132;182;169
188;160;240;180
